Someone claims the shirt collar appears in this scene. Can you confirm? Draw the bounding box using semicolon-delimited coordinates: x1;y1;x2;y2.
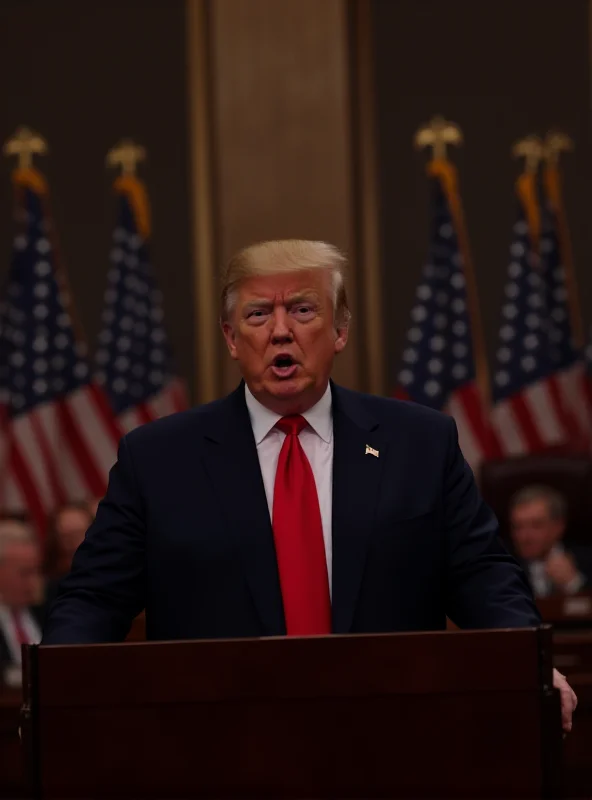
245;383;333;445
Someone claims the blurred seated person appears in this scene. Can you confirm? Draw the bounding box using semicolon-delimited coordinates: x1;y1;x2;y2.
0;519;43;685
510;485;592;598
44;502;95;612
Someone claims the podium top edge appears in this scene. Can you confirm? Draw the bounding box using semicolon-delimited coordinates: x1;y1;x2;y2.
37;625;548;651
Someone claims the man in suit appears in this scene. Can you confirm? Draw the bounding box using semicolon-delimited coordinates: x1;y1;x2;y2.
43;239;576;730
510;484;592;598
0;519;43;685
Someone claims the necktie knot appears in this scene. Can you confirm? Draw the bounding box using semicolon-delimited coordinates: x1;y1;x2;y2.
276;415;307;437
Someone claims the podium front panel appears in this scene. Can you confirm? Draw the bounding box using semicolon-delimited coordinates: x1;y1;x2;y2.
23;628;561;798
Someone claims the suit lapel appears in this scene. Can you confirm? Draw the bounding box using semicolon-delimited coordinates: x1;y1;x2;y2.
331;384;387;633
199;382;387;636
201;385;285;635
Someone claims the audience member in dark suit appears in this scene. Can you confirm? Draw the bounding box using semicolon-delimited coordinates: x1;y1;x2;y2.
43;502;95;613
43;239;577;731
0;519;43;686
510;484;592;598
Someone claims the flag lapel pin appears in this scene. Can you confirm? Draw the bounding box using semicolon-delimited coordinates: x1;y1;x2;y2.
365;444;379;458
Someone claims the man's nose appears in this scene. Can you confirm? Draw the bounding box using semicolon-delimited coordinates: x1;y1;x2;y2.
270;308;293;342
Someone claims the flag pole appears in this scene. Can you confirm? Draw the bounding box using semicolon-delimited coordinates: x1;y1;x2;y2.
414;116;491;406
3;125;50;222
543;131;584;349
106;139;151;239
512;135;543;255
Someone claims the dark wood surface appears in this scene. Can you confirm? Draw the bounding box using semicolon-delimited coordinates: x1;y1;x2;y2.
23;628;560;799
0;688;25;799
0;615;146;799
553;632;592;799
534;593;592;798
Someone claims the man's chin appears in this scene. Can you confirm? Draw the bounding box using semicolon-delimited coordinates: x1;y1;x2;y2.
266;377;307;398
257;376;318;413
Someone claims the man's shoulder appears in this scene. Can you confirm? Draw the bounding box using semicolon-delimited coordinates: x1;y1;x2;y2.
122;391;236;449
122;384;455;452
333;384;454;435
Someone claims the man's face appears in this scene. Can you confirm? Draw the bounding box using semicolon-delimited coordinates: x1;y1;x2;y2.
510;499;565;561
0;542;42;608
56;508;91;562
222;270;348;414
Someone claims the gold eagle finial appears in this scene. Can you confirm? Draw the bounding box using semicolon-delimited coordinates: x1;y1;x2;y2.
512;135;544;174
106;138;146;176
3;126;48;170
543;130;573;166
414;115;463;161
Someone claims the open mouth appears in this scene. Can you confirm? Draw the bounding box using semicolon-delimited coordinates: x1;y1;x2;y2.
271;354;299;379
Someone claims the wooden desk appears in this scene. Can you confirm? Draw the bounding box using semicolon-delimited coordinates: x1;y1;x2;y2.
0;688;24;798
24;629;561;799
4;615;583;798
537;588;592;793
552;632;592;798
538;592;592;630
450;597;592;797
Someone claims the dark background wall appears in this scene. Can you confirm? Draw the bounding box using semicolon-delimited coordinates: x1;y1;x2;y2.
372;0;592;390
0;0;589;400
0;0;195;394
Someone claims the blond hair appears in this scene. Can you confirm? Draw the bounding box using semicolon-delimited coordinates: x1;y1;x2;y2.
221;239;350;326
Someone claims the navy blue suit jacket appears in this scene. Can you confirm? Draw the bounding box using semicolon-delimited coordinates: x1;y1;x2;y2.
43;383;540;644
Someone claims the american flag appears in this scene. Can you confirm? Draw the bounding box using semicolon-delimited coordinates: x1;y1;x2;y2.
0;170;121;535
539;199;591;447
490;173;579;454
396;161;499;470
94;175;187;432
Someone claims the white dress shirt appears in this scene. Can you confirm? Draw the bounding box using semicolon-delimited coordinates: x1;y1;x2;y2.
0;605;41;665
245;384;334;592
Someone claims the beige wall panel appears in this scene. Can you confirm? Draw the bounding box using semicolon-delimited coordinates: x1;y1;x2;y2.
209;0;359;393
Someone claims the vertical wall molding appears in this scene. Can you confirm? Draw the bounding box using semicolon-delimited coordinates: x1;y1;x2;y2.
186;0;219;403
209;0;360;394
350;0;386;396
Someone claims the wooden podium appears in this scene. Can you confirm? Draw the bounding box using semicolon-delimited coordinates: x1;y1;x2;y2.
21;627;561;799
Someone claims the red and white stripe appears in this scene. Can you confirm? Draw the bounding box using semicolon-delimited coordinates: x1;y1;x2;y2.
553;361;592;448
490;376;580;456
1;381;122;536
444;383;502;472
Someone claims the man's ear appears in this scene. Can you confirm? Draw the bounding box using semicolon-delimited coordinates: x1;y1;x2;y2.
221;320;239;360
334;324;349;355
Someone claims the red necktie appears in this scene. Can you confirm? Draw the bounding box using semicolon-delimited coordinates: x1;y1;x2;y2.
272;415;331;636
11;610;29;646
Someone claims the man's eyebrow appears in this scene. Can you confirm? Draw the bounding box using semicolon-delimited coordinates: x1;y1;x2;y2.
242;298;273;310
241;293;319;310
285;292;320;304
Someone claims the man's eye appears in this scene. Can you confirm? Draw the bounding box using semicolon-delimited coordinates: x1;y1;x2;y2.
247;309;266;318
295;305;313;314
